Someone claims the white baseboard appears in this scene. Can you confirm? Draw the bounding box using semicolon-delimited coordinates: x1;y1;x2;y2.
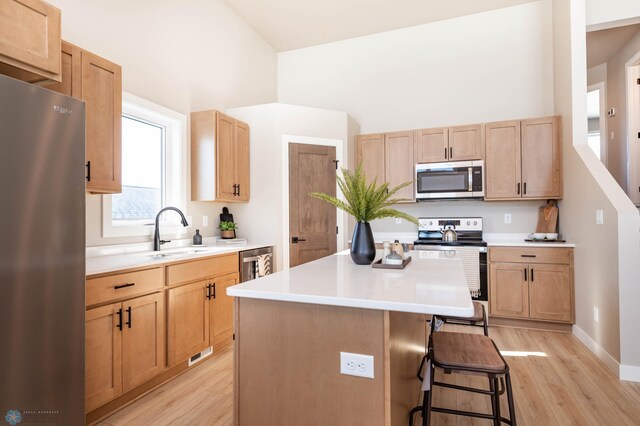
572;325;620;377
620;364;640;382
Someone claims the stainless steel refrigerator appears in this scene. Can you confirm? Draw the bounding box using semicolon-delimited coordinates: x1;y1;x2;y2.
0;74;85;424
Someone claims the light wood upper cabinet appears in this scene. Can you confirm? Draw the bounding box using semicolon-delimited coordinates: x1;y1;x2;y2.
83;50;122;194
191;110;250;202
0;0;61;84
521;117;561;198
489;247;574;324
485;121;521;199
167;280;211;367
356;132;414;202
485;116;561;200
85;302;123;413
210;272;239;350
415;127;448;163
45;41;122;194
448;124;483;161
385;131;415;200
122;292;165;392
355;134;385;185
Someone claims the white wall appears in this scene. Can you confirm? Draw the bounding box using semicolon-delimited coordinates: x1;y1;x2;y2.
553;0;640;377
586;0;640;30
227;104;356;271
277;1;555;235
47;0;278;246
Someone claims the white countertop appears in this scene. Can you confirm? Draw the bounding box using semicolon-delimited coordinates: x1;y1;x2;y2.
227;250;474;316
86;241;273;276
484;233;575;248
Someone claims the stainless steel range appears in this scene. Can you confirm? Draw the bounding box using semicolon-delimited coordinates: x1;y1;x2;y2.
414;217;488;301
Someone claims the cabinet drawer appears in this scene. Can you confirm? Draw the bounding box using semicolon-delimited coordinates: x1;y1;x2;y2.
166;253;238;286
489;247;571;265
87;268;163;307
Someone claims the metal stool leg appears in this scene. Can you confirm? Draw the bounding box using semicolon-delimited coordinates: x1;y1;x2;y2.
493;377;501;425
424;359;435;426
482;305;489;336
489;377;498;424
505;372;517;426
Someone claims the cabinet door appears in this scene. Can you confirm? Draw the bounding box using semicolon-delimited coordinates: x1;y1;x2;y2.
210;273;239;350
122;292;165;391
355;134;385;185
0;0;61;83
529;264;572;322
415;128;448;163
448;125;483;161
45;41;81;98
83;50;122;194
235;119;250;201
521;116;561;198
167;281;211;366
385;131;415;201
489;262;529;318
485;121;521;200
216;112;237;201
86;302;122;412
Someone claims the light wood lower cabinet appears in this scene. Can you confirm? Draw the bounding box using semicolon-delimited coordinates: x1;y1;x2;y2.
85;292;164;412
167;272;239;366
489;247;574;323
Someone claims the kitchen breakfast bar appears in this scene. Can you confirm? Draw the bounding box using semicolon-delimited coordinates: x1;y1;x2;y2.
227;250;474;426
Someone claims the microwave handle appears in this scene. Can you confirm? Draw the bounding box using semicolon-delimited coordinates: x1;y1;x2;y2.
468;167;473;191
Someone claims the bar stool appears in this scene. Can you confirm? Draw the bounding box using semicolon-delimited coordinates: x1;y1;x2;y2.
409;332;516;426
430;301;488;336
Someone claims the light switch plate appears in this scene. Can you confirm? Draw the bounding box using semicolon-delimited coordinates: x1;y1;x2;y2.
340;352;374;379
203;215;209;227
596;209;604;225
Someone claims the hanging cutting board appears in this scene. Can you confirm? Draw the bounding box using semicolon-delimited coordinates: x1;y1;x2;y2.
535;200;559;233
220;207;234;223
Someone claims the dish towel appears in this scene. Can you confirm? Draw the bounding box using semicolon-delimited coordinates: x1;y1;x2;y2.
256;254;271;278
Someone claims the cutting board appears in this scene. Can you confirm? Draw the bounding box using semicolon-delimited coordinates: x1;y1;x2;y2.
535;200;558;233
220;207;234;223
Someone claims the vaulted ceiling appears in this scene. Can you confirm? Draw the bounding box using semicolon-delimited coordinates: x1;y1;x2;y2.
223;0;539;51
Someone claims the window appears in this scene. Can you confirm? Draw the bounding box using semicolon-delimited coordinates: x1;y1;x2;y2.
102;93;187;238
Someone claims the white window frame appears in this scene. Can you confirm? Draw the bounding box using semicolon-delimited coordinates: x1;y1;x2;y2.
102;92;188;238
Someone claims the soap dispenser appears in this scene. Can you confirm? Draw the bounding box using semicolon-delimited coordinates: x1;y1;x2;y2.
193;229;203;246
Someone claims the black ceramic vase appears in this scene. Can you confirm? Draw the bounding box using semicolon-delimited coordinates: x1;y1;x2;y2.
351;222;376;265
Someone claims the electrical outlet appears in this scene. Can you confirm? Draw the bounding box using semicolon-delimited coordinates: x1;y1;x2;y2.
203;215;209;227
504;213;512;224
594;306;599;322
595;210;604;225
340;352;374;379
395;218;402;224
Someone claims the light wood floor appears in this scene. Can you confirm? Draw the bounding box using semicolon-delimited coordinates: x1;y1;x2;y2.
99;325;640;426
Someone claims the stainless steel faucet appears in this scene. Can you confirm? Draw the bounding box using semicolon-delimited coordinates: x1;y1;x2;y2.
153;206;189;251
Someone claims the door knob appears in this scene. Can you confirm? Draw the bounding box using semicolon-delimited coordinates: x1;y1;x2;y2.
291;237;307;243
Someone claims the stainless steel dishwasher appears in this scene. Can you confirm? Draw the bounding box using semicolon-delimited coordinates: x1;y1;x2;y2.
239;246;273;282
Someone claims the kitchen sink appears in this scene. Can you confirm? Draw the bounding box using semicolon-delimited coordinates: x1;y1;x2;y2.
146;247;225;259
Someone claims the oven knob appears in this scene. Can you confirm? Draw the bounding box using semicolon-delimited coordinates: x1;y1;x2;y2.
473;220;477;226
466;221;470;225
429;221;433;226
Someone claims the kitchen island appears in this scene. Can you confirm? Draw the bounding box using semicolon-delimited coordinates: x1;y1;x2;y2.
227;250;473;426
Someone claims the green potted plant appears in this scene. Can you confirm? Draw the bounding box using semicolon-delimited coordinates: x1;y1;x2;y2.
310;163;418;265
219;220;238;239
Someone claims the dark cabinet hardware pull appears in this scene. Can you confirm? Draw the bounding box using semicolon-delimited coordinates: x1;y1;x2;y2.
444;147;448;159
126;307;132;328
449;147;453;158
524;268;528;281
114;282;135;290
521;254;537;258
116;308;123;330
206;284;212;300
524;182;527;195
237;184;240;197
531;268;534;282
517;182;521;195
86;161;91;182
233;184;238;196
213;283;216;299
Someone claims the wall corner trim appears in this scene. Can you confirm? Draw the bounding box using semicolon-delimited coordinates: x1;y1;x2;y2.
572;325;621;378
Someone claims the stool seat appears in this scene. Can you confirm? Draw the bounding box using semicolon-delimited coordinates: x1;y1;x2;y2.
439;301;485;322
432;332;505;373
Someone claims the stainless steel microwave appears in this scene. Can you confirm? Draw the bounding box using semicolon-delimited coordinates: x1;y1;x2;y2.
415;160;484;200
